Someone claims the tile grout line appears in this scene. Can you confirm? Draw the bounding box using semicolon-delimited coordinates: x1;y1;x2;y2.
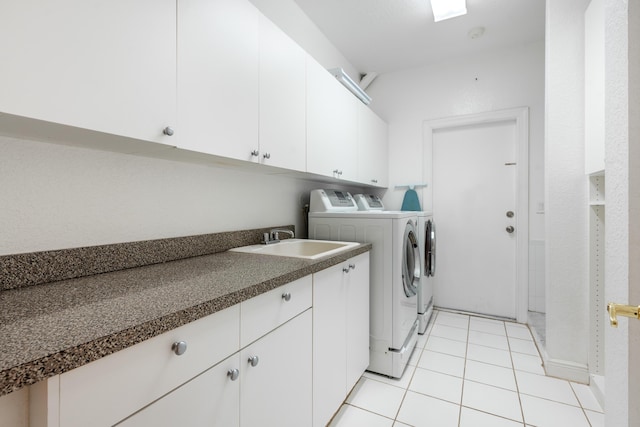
457;313;471;427
568;382;596;427
505;319;527;426
390;310;439;426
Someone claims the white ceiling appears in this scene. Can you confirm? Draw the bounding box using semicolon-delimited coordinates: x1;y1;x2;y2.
293;0;545;76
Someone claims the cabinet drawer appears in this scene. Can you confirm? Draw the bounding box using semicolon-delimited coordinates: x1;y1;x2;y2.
59;305;240;427
240;275;312;347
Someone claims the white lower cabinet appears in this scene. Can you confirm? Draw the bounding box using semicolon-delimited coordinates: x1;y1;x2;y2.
117;353;241;427
58;305;241;427
240;310;312;427
313;253;370;427
118;310;311;427
31;258;371;427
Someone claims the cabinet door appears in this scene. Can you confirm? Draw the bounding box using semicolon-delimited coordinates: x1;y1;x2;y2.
59;305;240;427
306;58;358;181
345;253;371;390
358;105;389;187
258;16;306;171
584;0;605;175
177;0;259;160
312;263;348;427
117;353;240;427
0;0;176;144
240;310;312;427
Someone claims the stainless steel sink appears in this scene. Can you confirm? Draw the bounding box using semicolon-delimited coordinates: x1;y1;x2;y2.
229;239;359;260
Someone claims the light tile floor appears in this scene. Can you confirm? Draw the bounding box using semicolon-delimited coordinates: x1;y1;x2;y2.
329;310;604;427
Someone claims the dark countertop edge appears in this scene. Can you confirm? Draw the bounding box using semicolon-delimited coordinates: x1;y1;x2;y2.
0;243;371;397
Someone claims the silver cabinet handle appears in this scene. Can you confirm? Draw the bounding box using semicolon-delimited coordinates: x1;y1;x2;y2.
506;226;515;233
251;150;260;157
163;126;174;136
282;292;291;302
371;179;378;184
263;152;271;159
227;368;239;381
343;267;350;273
248;355;259;367
171;341;187;356
349;264;356;270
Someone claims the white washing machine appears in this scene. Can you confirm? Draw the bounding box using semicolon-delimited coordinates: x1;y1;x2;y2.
309;189;420;378
354;194;435;335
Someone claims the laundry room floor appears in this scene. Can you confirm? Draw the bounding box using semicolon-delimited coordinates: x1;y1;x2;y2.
329;310;604;427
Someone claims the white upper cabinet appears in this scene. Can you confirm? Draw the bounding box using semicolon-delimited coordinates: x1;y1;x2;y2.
0;0;177;144
358;104;389;187
177;0;260;159
258;16;307;172
306;57;359;182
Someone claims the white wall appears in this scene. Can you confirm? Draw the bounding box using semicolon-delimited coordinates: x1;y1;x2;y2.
367;41;545;242
0;136;368;255
249;0;359;80
604;0;637;424
544;0;590;382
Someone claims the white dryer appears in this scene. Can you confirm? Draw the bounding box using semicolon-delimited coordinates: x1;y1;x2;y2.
309;189;420;378
354;194;436;335
416;211;435;334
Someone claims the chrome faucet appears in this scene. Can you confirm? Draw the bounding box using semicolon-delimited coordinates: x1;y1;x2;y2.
262;229;295;244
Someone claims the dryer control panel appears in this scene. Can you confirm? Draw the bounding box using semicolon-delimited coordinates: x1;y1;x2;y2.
354;194;385;211
309;189;358;212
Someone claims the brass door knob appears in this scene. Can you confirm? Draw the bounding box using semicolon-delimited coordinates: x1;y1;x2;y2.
607;302;640;327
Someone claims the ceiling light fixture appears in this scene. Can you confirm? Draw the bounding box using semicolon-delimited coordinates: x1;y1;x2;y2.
430;0;467;22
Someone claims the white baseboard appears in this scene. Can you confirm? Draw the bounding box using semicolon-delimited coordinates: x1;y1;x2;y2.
543;357;590;384
589;374;605;410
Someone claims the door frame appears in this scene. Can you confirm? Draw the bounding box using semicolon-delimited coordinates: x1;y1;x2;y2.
422;107;530;323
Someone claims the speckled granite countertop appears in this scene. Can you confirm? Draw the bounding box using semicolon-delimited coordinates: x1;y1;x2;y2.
0;243;371;397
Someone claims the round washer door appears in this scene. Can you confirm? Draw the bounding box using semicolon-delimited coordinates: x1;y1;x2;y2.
402;220;421;297
426;219;436;277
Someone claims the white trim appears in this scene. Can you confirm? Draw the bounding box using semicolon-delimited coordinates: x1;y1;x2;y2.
590;374;605;410
422;107;530;323
544;357;590;384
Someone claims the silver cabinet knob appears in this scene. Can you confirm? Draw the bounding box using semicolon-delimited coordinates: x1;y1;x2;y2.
506;226;515;233
371;179;378;184
163;126;174;136
506;211;515;218
282;292;291;302
251;150;260;157
349;263;356;270
227;368;239;381
343;267;350;273
171;341;187;356
248;355;259;367
263;152;271;159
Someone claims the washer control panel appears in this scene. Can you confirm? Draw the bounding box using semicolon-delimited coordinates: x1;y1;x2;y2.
309;189;358;212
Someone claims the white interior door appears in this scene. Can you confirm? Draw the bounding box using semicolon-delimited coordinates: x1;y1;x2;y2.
432;120;518;319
